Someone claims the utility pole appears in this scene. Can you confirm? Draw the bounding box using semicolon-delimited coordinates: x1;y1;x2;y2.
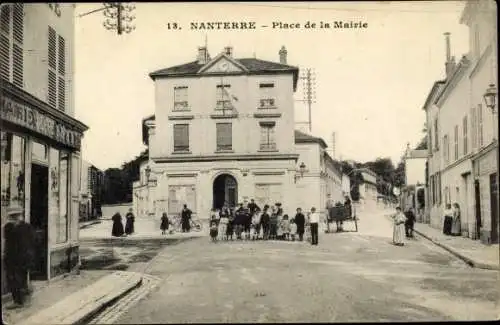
295;68;316;132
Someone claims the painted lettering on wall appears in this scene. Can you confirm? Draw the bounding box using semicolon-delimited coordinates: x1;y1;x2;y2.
0;96;82;149
48;3;61;17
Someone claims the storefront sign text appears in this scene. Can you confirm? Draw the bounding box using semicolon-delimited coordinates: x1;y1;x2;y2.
1;96;82;149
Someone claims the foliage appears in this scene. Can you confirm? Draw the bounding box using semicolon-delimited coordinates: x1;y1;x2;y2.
101;149;148;205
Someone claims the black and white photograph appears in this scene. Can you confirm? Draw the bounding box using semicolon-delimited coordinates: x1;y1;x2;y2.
0;1;498;324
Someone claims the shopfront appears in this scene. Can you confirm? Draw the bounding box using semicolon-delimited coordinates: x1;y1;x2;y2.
1;80;88;295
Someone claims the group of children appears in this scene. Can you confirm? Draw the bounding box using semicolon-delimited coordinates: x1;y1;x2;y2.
209;200;306;242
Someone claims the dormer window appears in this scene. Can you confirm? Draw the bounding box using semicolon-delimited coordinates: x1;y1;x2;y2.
173;86;189;111
259;83;276;109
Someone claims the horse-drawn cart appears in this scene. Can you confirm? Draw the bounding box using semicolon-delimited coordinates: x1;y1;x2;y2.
327;204;358;233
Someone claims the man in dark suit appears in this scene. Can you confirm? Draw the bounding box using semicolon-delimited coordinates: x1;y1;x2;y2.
4;206;36;308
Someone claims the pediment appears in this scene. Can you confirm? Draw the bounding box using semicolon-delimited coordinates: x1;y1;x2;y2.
198;54;247;74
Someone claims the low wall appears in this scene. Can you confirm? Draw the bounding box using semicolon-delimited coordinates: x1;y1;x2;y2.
101;203;133;218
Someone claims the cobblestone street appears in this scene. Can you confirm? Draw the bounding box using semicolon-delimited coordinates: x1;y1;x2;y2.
103;208;499;323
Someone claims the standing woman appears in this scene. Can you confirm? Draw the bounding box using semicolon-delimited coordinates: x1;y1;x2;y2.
442;203;454;236
392;207;407;246
160;212;169;235
451;203;461;236
111;212;124;237
125;208;135;235
269;206;278;240
260;205;270;240
294;208;306;241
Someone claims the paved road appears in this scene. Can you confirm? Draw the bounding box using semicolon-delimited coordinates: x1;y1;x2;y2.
106;209;498;323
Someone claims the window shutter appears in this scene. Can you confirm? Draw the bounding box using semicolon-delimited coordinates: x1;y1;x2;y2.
58;35;65;75
12;44;22;87
58;76;65;111
216;123;232;150
174;125;189;150
0;34;9;80
0;5;10;35
463;116;468;154
48;27;56;69
48;70;57;107
471;107;477;149
260;126;268;144
12;4;22;45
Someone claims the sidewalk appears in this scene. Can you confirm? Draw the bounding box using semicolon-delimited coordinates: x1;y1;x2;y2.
412;222;499;270
2;270;142;325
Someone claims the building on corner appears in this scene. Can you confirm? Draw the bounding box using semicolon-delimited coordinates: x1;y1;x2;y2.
1;4;88;295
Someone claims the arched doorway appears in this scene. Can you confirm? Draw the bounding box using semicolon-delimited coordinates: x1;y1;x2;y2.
213;174;237;209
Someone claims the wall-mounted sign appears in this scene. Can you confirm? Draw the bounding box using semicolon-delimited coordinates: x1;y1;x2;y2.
1;96;82;149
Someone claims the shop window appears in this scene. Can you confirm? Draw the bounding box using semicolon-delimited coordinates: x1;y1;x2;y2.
1;131;26;212
32;141;48;163
57;152;69;243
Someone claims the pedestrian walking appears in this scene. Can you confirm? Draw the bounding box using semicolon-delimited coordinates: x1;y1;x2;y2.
181;204;192;232
334;201;345;232
451;203;461;236
309;207;320;245
404;207;416;238
294;208;305;241
111;212;124;237
260;205;270;240
4;206;36;308
325;195;334;233
160;212;169;235
392;207;407;246
442;204;454;235
124;208;135;235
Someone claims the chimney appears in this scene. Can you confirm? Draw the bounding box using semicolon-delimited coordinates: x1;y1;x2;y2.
444;33;456;79
279;45;287;64
224;46;233;58
197;46;208;64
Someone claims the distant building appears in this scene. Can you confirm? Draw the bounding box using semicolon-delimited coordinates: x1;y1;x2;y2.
79;160;103;221
359;169;379;209
402;143;427;222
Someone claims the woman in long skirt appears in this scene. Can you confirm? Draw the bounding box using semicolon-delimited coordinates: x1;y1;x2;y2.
111;213;124;237
160;213;169;235
392;207;407;246
442;204;454;235
451;203;461;236
124;208;135;235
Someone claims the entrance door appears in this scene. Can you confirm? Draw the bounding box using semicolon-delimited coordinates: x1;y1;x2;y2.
490;173;498;244
474;180;482;240
213;174;238;209
30;163;49;280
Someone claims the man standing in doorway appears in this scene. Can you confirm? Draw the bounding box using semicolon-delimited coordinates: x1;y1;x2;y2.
309;207;320;245
4;206;36;308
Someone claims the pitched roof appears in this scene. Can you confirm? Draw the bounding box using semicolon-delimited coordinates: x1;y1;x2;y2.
149;58;299;90
422;80;446;110
294;130;328;148
142;115;155;145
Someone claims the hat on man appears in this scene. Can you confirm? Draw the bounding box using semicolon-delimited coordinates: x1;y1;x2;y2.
6;206;23;217
275;202;282;206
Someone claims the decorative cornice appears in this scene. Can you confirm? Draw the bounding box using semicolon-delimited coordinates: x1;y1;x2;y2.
166;173;198;178
168;115;195;120
252;170;286;176
253;112;282;118
210;113;238;119
152;153;299;163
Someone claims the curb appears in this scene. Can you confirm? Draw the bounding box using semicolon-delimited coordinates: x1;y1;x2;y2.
383;214;499;270
413;229;499;270
79;220;102;230
73;275;143;325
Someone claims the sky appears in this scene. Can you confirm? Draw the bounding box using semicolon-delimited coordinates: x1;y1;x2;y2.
73;1;469;171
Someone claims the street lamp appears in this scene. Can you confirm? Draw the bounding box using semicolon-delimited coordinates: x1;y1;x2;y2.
294;162;307;183
483;83;499;247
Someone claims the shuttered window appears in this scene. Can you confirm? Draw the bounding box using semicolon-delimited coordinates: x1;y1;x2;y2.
173;124;189;152
259;123;276;150
478;104;484;147
454;125;459;160
47;26;66;111
0;4;23;86
259;83;275;108
471;106;477;150
0;34;8;80
48;70;57;107
463;116;468;155
173;86;188;111
58;35;65;75
216;123;232;151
